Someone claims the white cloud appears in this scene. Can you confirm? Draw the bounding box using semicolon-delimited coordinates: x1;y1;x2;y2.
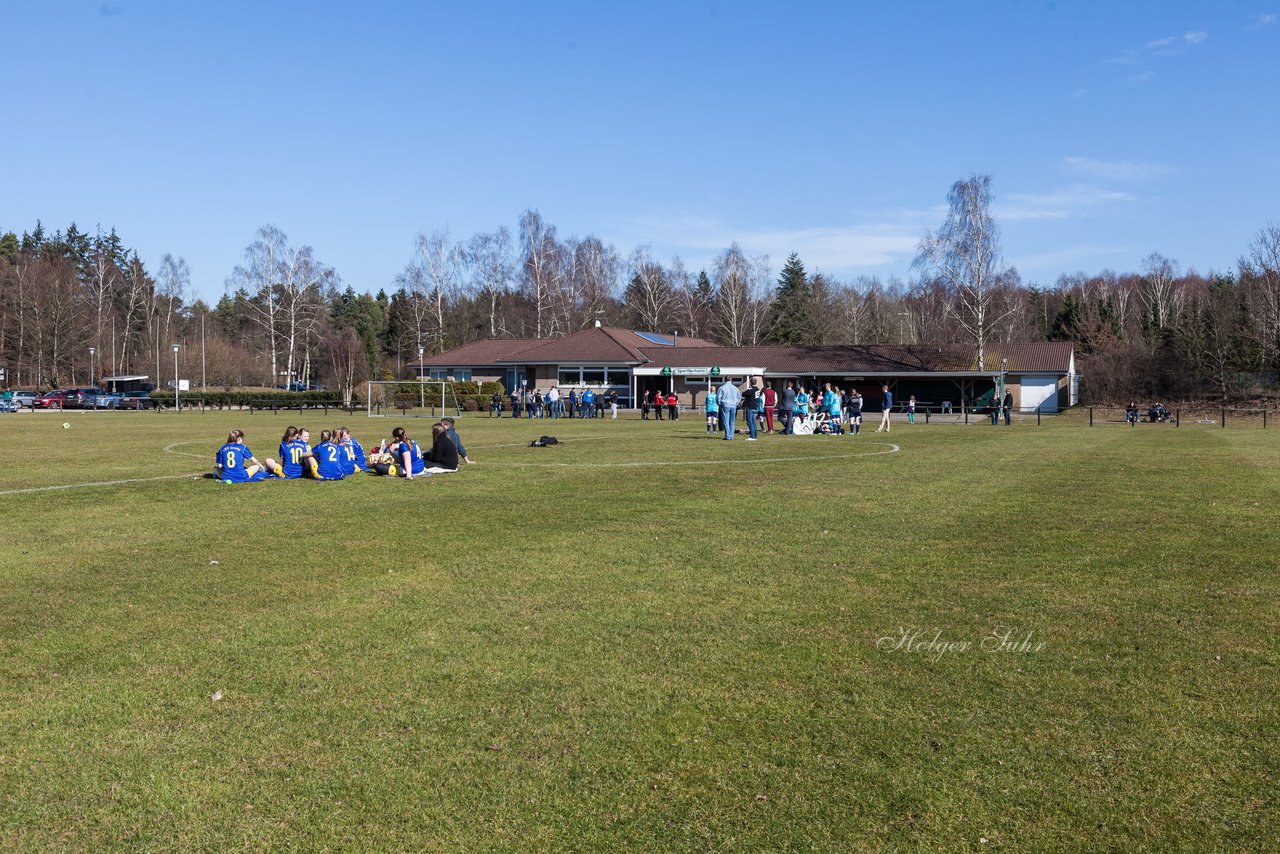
997;185;1136;221
1248;13;1277;30
614;183;1137;276
616;214;924;274
1106;29;1209;65
1064;156;1171;182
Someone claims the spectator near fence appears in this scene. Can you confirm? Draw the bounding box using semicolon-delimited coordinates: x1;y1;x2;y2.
875;384;893;433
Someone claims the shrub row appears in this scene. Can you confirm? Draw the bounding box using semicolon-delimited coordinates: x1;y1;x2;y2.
149;389;350;409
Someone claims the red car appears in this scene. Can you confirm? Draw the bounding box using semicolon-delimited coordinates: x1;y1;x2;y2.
33;390;71;409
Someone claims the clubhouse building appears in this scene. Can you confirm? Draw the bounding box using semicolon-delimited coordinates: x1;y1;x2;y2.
410;325;1078;413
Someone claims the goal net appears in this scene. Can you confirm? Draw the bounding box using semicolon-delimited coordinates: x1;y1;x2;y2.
365;380;463;418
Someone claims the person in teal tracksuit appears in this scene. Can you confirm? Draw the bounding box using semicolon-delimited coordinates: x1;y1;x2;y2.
704;388;719;434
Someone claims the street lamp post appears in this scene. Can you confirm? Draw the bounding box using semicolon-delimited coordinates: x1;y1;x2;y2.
172;344;180;412
1000;358;1008;422
418;347;425;410
88;347;96;386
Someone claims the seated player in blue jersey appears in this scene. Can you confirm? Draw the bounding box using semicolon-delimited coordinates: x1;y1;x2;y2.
338;427;368;476
312;430;347;480
278;425;323;479
371;426;426;479
214;430;284;482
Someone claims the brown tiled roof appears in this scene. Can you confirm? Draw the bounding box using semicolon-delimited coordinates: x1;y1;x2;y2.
637;342;1073;374
417;334;1073;374
413;338;539;367
495;327;716;364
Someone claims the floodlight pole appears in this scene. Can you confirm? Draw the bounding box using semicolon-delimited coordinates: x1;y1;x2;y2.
88;347;96;387
418;347;425;410
172;344;180;412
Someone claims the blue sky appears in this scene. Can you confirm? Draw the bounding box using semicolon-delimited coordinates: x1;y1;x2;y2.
3;1;1277;302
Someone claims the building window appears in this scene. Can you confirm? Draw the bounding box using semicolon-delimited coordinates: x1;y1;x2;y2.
428;368;471;381
558;366;628;387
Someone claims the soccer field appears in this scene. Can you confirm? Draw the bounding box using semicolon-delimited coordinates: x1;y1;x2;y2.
0;411;1276;851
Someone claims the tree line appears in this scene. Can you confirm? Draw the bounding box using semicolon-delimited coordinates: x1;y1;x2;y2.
2;188;1277;404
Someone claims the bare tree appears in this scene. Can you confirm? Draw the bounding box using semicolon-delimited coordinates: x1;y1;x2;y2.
151;254;188;387
462;227;514;339
710;244;770;346
1139;252;1181;331
117;253;152;374
1240;223;1280;366
401;230;458;354
276;242;335;384
518;209;562;338
914;174;1014;368
624;245;675;331
227;225;288;383
570;236;619;329
85;237;120;364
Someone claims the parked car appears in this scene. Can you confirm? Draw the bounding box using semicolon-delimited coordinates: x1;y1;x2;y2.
34;390;72;409
120;390;154;410
2;390;38;408
56;387;101;409
0;398;19;413
280;382;326;392
93;392;123;409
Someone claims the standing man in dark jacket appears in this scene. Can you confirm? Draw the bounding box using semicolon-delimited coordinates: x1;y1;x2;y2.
1003;390;1013;426
780;381;797;435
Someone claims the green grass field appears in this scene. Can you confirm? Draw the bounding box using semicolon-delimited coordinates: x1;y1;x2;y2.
1;410;1276;851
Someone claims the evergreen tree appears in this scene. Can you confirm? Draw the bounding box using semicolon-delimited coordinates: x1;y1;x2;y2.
766;253;812;345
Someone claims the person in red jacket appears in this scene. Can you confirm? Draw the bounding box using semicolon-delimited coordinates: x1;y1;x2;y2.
667;392;678;420
763;382;778;433
653;391;664;420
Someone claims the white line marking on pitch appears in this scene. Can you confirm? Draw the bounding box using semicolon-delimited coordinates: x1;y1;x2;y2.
0;472;204;497
487;442;900;468
163;440;211;459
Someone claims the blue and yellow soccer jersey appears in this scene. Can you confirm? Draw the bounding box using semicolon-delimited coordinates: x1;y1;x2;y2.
395;440;426;476
795;392;810;414
314;441;346;480
280;438;310;478
349;438;367;472
705;391;718;413
339;439;359;476
215;443;265;482
824;390;841;415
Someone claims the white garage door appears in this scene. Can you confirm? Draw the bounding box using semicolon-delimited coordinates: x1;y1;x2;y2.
1020;376;1058;412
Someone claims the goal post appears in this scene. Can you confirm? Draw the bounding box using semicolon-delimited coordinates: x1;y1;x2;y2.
365;380;462;418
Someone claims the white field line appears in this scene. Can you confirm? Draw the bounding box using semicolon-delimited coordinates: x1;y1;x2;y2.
0;472;204;496
163;440;211;459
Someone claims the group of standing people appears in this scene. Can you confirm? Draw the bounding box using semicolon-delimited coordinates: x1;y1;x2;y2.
641;389;680;420
700;380;882;440
494;386;619;420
